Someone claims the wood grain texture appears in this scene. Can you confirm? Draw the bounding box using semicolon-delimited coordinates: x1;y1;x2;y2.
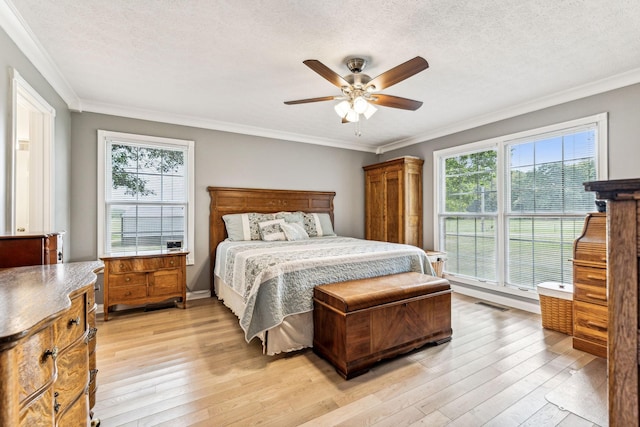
607;199;639;426
101;252;188;321
93;294;605;426
0;262;101;426
584;178;640;427
0;231;63;268
363;157;424;248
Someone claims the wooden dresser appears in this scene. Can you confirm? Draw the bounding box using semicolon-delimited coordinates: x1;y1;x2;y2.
0;231;64;268
101;252;188;321
584;178;640;427
363;157;424;247
572;212;608;358
0;261;103;426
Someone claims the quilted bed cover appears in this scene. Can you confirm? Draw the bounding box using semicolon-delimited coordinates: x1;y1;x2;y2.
214;236;431;342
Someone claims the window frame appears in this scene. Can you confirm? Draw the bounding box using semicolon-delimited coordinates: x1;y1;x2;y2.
97;130;195;265
433;113;608;299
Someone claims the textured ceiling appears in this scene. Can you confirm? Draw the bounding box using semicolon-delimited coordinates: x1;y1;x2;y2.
4;0;640;152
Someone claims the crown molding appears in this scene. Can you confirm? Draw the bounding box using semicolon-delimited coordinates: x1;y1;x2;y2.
378;67;640;154
0;0;81;110
80;99;379;153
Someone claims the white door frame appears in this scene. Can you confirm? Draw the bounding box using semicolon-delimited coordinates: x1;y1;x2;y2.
10;68;55;233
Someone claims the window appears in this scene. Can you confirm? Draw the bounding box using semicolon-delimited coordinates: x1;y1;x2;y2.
434;113;607;297
98;131;195;264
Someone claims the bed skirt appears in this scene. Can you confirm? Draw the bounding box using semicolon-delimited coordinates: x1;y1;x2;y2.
214;275;313;355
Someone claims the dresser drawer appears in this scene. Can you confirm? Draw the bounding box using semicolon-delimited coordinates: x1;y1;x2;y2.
109;283;147;301
109;272;147;287
54;294;86;350
108;256;181;273
54;340;89;416
574;281;607;305
574;265;606;287
19;387;54;426
18;327;55;403
573;300;608;345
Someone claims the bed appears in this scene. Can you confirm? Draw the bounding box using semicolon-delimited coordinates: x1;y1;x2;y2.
208;187;433;355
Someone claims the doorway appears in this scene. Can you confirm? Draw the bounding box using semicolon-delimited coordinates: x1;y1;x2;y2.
11;68;55;233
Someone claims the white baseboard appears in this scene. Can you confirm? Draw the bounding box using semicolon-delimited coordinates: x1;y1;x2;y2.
95;289;212;314
451;283;541;314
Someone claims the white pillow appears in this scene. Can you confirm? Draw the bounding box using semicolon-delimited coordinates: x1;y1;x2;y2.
280;222;309;241
258;219;286;241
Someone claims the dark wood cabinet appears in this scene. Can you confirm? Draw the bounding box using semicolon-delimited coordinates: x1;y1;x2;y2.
0;231;64;267
584;178;640;427
363;157;423;247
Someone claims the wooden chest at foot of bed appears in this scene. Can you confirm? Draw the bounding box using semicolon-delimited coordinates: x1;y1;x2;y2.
313;272;452;379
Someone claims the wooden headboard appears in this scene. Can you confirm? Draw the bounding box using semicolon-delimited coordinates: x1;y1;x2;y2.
207;187;336;292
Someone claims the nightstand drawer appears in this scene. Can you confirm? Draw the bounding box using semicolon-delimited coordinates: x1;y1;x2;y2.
109;272;147;287
109;284;147;300
573;300;608;345
574;281;607;305
574;265;606;287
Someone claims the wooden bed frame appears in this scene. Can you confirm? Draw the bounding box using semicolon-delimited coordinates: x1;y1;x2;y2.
207;187;336;294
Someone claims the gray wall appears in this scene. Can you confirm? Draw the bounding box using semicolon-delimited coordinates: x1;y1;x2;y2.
70;112;378;293
382;83;640;249
0;27;72;239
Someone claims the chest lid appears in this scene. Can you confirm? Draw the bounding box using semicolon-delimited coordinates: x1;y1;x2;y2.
314;272;450;313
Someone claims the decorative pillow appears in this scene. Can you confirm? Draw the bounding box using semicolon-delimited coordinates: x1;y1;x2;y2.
223;213;276;241
280;222;309;241
258;219;286;241
298;212;337;237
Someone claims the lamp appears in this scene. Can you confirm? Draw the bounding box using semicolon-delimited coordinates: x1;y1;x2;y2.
334;94;377;123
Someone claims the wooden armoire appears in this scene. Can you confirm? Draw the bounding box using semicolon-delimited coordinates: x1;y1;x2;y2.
363;156;423;247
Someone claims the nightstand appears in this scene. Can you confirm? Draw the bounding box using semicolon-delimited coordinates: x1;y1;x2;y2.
101;251;188;321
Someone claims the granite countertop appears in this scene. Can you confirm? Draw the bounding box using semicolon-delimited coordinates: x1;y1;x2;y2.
0;261;103;348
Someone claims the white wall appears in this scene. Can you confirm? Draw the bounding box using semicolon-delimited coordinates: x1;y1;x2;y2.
69;112;378;294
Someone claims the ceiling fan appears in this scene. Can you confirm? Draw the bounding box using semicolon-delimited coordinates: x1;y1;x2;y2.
284;56;429;125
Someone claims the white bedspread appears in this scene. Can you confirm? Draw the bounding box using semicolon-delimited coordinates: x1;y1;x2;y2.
214;236;431;343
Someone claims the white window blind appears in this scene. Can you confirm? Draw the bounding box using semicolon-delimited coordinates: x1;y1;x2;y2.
434;113;607;297
98;131;195;264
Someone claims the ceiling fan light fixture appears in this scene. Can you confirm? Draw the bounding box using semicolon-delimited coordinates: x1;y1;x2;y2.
363;103;377;119
352;96;368;114
334;100;351;118
345;109;359;123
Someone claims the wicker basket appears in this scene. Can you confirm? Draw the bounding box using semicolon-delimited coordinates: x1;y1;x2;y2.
538;282;573;335
426;251;446;278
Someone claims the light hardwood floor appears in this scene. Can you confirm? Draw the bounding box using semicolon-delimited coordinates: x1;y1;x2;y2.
93;293;606;426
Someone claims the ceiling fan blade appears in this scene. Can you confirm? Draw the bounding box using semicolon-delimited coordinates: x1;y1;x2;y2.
284;96;337;105
303;60;350;88
369;94;423;110
367;56;429;91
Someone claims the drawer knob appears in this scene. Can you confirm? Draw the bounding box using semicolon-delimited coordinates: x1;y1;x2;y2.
170;260;174;265
69;316;81;327
120;263;124;269
586;320;607;331
43;346;58;362
585;293;607;302
126;277;131;282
